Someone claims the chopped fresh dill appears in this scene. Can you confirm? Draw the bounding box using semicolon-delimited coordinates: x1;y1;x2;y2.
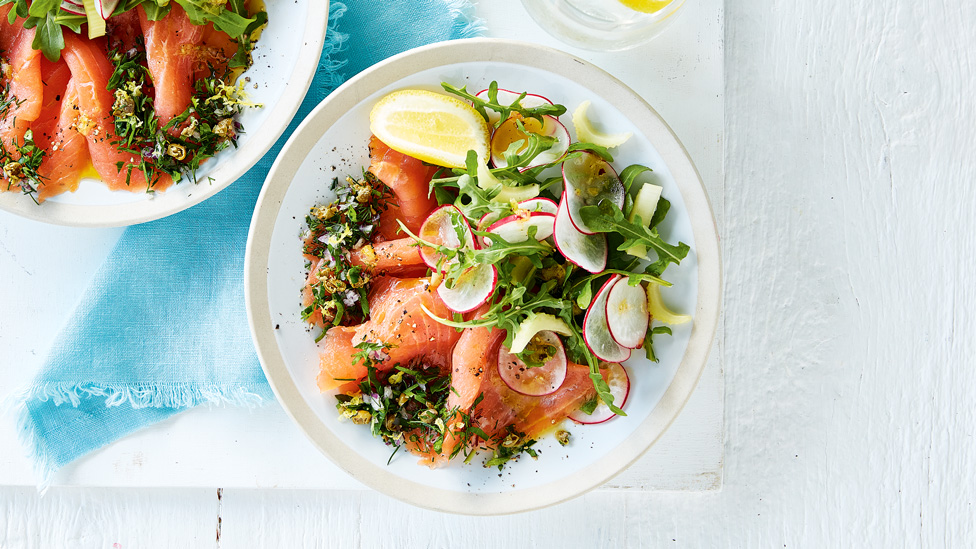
0;130;45;204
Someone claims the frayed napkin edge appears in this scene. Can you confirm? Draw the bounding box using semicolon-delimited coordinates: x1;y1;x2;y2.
3;382;271;492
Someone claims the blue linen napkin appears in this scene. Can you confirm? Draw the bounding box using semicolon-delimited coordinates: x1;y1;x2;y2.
11;0;483;488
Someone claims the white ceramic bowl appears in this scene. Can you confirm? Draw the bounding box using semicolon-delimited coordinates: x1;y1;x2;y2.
245;38;721;515
0;1;329;227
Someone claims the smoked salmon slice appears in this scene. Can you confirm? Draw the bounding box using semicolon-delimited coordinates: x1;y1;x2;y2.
349;238;426;276
474;359;594;442
0;27;42;161
368;136;440;234
433;305;506;463
36;79;92;201
30;58;71;152
317;276;460;390
139;4;204;130
0;5;21;52
302;237;427;328
60;32;172;192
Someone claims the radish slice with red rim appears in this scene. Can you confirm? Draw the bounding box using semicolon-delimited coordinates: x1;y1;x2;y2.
553;192;607;273
519;197;558;215
562;151;625;235
605;277;649;349
490;115;570;170
483;211;555;246
61;0;85;14
475;88;554;126
496;331;568;396
568;362;630;424
418;205;475;272
97;0;120;18
436;262;497;313
583;275;631;362
476;210;501;233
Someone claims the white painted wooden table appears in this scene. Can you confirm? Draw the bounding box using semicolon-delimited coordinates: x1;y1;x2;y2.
3;0;972;546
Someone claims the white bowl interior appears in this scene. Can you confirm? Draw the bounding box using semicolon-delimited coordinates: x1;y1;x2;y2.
247;39;720;515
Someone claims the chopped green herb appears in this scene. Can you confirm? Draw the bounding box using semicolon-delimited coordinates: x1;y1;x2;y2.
0;130;45;203
302;174;394;332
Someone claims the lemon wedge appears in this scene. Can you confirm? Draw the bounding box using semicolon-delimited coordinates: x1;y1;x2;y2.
572;100;632;149
369;89;490;169
646;284;691;325
617;0;672;13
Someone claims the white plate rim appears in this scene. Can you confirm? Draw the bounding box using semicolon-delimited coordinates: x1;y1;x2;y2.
245;37;721;515
0;1;330;228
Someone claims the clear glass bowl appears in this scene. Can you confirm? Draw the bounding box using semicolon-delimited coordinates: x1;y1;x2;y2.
521;0;686;51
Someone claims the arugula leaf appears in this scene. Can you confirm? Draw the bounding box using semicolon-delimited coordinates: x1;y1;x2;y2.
649;196;671;230
31;14;63;62
619;164;651;194
578;201;690;276
442;81;567;127
575;279;593;309
28;0;57;18
172;0;256;37
643;325;672;363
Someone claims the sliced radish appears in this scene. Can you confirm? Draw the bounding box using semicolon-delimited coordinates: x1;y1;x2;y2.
519;197;558;215
582;275;631;362
562;151;625;235
436;262;497;313
553;192;607;273
60;0;85;15
605;277;649;348
475;88;554;126
568;362;630;424
497;331;568;396
94;0;120;18
418;205;475;272
490;115;570;169
476;210;501;233
483;211;555;246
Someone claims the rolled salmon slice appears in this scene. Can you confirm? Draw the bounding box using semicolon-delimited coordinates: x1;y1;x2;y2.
60;32;172;192
30;58;72;152
36;80;92;201
368;136;440;235
429;305;506;464
0;27;42;162
317;276;460;391
139;4;204;130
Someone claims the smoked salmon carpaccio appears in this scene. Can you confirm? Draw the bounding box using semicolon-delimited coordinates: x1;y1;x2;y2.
0;4;257;201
